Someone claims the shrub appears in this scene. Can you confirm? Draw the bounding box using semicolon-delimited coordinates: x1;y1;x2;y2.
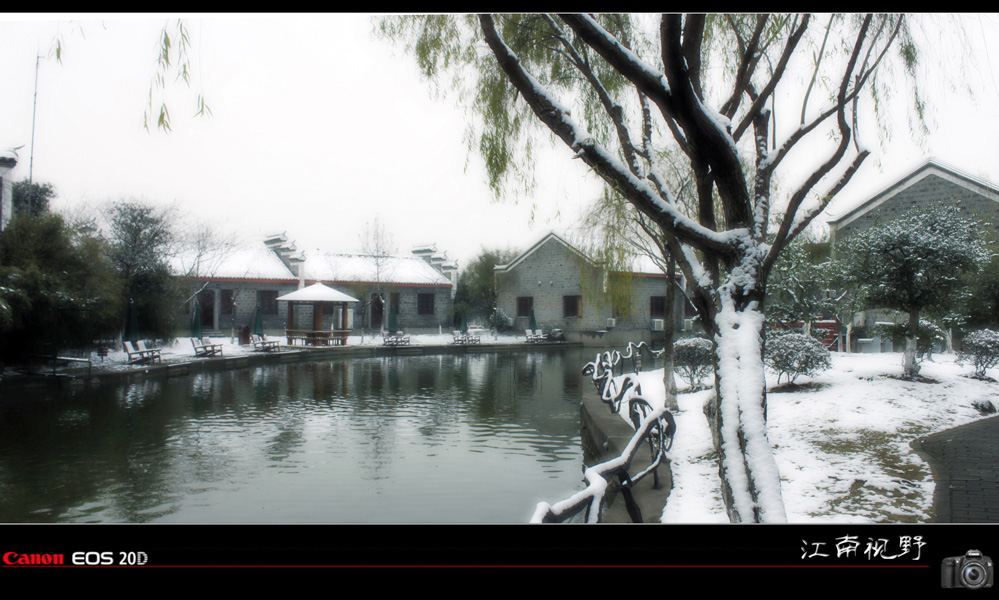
673;337;714;390
765;332;831;385
961;329;999;378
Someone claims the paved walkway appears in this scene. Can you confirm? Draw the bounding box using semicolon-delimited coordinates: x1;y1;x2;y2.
911;415;999;523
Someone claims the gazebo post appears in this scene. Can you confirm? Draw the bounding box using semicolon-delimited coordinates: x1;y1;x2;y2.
314;302;324;331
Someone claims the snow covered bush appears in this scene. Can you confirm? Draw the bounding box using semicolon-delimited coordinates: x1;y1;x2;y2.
673;337;714;390
765;333;831;385
960;329;999;378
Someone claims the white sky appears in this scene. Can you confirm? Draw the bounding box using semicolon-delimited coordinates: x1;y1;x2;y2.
1;13;997;267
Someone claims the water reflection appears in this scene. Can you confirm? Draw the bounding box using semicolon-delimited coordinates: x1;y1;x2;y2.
0;349;586;523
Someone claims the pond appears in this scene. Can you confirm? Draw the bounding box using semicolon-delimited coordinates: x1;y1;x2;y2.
0;349;589;523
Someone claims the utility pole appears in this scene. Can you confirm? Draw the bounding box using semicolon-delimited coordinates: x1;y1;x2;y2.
29;55;40;184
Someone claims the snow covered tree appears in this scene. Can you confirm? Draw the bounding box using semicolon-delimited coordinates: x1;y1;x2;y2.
359;217;397;332
839;207;988;378
382;13;929;522
765;230;833;335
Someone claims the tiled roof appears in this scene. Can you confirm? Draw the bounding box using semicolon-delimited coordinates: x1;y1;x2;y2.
307;252;451;286
172;242;298;281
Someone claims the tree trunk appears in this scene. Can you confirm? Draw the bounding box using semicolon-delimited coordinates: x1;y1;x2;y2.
904;309;920;378
663;255;679;413
704;289;787;523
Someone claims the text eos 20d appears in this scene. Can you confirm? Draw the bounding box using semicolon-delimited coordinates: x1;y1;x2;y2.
72;551;149;566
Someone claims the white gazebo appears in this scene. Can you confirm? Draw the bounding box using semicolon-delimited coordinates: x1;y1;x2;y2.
277;283;358;346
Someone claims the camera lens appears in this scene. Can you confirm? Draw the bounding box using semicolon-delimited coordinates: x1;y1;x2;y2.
962;563;986;588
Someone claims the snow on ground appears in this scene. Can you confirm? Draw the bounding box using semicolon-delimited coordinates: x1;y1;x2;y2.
12;331;532;375
620;352;997;523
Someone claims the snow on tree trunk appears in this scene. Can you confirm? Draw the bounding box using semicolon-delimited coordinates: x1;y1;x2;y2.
706;290;787;523
663;358;679;413
663;255;680;413
904;309;920;378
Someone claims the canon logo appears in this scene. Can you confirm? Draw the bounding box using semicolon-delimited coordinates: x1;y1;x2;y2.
3;551;65;566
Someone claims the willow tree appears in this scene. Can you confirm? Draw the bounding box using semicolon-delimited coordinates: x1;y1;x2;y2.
381;14;922;522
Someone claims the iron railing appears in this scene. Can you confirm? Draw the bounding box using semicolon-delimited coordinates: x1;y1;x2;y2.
531;342;676;523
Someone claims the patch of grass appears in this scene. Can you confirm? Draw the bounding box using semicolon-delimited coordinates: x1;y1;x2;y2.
886;374;941;384
810;429;930;523
769;382;828;394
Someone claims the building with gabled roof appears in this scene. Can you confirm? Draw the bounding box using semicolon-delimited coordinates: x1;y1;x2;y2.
494;232;692;346
174;233;454;336
826;159;999;352
828;159;999;247
0;148;18;231
305;250;454;331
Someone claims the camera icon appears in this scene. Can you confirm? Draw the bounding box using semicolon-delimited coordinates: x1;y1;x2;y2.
942;550;994;589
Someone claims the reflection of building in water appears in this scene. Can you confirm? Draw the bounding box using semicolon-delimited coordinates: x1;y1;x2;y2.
466;353;489;392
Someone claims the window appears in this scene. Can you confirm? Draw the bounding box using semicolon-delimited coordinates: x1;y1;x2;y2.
418;293;435;315
517;296;533;318
221;289;235;316
650;296;667;319
258;290;279;315
563;295;582;318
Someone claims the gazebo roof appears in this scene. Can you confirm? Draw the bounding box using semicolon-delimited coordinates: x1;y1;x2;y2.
276;283;358;303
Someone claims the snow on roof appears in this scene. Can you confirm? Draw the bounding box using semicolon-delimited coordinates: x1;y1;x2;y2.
172;241;298;281
307;251;451;287
276;283;358;303
496;231;669;276
827;158;999;227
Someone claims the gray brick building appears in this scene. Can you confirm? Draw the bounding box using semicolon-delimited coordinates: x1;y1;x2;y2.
175;234;454;337
827;160;999;352
494;232;691;346
829;160;998;247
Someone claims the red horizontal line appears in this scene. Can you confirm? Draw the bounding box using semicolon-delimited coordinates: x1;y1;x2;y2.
8;564;932;569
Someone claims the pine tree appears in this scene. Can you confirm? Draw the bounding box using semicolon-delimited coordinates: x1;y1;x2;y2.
839;207;988;378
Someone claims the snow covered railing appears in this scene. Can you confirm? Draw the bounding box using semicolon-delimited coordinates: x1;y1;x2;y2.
532;342;676;523
618;341;666;376
532;406;673;523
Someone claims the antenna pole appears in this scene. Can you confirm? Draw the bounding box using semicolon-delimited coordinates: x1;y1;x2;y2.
29;55;40;184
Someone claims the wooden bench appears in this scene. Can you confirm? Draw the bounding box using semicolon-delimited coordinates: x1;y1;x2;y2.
251;334;280;352
382;331;411;346
192;337;223;358
125;340;162;364
525;329;545;343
